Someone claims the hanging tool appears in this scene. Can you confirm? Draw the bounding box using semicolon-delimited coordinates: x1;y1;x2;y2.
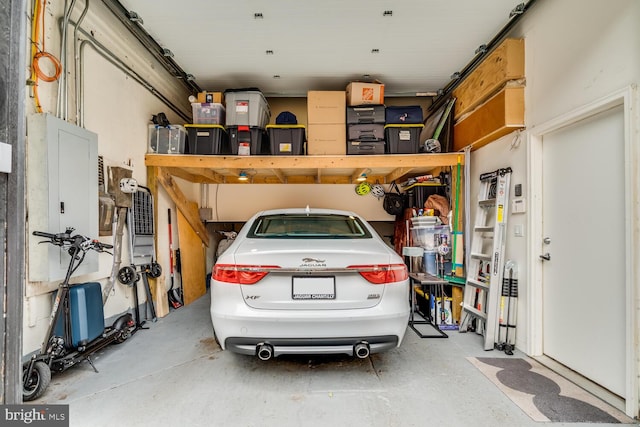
459;167;513;350
496;260;518;355
167;209;183;309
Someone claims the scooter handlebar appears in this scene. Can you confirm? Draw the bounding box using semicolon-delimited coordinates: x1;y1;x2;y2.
33;230;113;252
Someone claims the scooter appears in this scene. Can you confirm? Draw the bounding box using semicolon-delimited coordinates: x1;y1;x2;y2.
23;228;136;401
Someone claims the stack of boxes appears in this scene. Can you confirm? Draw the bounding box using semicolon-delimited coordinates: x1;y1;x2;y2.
345;82;385;155
148;83;429;157
185;91;228;154
346;105;386;154
306;91;346;155
384;105;424;154
224;89;271;155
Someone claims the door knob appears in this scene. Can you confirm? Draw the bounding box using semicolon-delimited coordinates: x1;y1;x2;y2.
539;253;551;261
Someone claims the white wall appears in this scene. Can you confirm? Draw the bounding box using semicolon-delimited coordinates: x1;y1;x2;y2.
22;0;193;354
209;184;394;222
469;0;639;414
469;131;527;348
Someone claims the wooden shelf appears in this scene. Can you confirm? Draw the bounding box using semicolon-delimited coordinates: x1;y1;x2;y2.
145;152;464;184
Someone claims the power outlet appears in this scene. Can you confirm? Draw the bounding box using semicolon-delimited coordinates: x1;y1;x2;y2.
514;224;524;237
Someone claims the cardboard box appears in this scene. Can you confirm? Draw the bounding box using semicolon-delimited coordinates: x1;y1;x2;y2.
346;82;384;106
197;91;224;104
307;124;346;155
307;91;346;124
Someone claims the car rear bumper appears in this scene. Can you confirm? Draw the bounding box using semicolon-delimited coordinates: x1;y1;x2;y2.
210;294;409;355
225;336;399;357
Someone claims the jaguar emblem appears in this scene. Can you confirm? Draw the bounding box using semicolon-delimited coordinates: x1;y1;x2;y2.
300;257;327;268
302;258;325;263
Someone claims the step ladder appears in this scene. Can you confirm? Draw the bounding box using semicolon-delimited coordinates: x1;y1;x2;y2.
459;167;512;350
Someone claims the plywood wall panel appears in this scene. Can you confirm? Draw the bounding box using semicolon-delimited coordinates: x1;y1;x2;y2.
452;38;525;120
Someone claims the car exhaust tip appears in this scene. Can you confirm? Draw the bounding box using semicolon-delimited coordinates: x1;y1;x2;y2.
354;342;370;359
256;343;274;361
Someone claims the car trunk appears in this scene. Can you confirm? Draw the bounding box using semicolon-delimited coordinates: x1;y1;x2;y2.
232;238;397;310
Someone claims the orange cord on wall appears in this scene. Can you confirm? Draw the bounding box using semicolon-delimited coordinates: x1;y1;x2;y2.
30;0;62;113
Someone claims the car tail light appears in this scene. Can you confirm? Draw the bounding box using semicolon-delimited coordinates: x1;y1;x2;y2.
212;264;280;285
347;264;408;284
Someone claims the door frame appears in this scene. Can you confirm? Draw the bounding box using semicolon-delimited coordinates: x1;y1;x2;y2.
527;85;639;418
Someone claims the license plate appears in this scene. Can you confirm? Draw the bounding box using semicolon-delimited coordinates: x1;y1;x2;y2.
292;277;335;300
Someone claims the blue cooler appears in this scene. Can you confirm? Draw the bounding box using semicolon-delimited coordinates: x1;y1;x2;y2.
54;282;105;348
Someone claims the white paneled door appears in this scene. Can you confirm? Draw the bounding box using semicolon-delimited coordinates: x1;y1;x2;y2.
541;105;626;397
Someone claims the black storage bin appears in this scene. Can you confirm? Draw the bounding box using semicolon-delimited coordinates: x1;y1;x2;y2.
347;140;385;155
385;105;424;124
228;125;269;155
385;124;424;154
266;125;305;155
185;124;228;154
346;105;386;124
347;123;385;141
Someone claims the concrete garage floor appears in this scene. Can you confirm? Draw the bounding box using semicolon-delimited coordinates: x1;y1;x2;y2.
34;293;632;427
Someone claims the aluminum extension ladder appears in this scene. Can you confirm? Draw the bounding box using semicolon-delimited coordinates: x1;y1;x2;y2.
459;167;512;350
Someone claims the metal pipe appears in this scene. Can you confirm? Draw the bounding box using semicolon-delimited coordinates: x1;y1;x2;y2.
100;0;201;95
73;0;90;125
78;36;190;125
354;342;370;359
57;0;78;119
429;0;538;112
256;343;273;361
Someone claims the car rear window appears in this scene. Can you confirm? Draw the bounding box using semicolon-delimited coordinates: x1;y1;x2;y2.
248;214;372;239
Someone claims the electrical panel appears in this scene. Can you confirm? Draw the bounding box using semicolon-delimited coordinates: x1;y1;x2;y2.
27;113;99;283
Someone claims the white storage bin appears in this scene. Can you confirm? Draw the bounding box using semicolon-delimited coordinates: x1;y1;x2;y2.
224;90;271;128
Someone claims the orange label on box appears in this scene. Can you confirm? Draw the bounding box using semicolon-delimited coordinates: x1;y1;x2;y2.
361;88;374;101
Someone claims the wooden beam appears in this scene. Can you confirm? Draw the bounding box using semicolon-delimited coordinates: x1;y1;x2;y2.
316;168;321;184
155;167;209;246
453;38;525;120
453;87;525;152
271;168;286;183
176;207;206;305
146;153;463;170
182;167;225;183
385;167;415;184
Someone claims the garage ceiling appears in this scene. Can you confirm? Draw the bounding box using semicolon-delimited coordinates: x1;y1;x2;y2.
116;0;525;97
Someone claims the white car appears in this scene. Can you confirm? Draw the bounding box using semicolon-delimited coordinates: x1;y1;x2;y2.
210;207;410;360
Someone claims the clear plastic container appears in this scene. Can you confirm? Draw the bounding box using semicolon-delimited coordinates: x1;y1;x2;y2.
148;124;186;154
192;103;225;125
410;225;449;250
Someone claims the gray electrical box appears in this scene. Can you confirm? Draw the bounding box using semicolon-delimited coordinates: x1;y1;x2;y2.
27;114;99;284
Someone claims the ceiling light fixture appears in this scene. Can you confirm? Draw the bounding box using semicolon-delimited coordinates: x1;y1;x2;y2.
265;50;274;55
355;168;372;182
383;10;393;16
371;48;380;54
273;75;281;79
254;13;264;19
